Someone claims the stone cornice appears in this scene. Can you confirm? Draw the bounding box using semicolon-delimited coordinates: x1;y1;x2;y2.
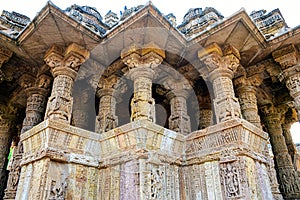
272;44;299;70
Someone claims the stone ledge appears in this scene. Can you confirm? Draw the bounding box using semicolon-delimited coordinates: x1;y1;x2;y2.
185;118;269;160
20;118;269;167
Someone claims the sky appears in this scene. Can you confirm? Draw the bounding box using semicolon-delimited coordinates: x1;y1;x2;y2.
0;0;299;28
0;0;299;141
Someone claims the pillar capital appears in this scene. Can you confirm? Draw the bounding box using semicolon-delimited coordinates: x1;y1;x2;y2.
18;74;35;90
97;75;127;98
234;74;263;91
198;43;240;81
163;78;191;100
44;43;89;78
121;42;165;71
261;103;288;122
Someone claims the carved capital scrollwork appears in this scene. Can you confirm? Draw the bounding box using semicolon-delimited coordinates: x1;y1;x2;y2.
44;45;63;69
64;43;90;71
44;43;89;74
198;43;240;80
223;44;241;73
36;74;52;90
121;43;165;71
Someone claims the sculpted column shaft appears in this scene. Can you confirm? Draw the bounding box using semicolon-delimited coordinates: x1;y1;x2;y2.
96;89;118;133
4;74;50;200
234;75;262;128
262;104;300;198
21;87;49;133
0;107;15;199
198;43;241;123
131;69;155;122
197;95;213;129
273;45;300;120
44;44;89;123
121;44;165;122
167;90;191;135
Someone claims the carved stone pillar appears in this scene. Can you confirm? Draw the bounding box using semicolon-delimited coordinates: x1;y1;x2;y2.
44;44;89;123
4;74;50;199
163;78;191;134
262;103;300;199
234;75;262;128
0;46;13;83
167;90;191;135
96;88;117;133
273;45;300;120
121;43;165;122
95;75;126;133
0;106;15;199
197;94;213;129
198;43;241;123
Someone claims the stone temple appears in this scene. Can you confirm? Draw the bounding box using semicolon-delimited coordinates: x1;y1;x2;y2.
0;1;300;199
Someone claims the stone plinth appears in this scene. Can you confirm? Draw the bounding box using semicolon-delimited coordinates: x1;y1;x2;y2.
185;119;273;200
16;117;274;199
17;119;185;199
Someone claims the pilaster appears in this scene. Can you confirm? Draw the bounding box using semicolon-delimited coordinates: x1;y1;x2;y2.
121;43;165;122
198;43;241;123
44;44;89;123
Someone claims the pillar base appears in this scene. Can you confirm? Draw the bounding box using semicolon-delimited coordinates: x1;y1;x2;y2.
16;119;279;199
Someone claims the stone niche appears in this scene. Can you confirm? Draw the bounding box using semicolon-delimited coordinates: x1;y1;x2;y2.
16;117;271;200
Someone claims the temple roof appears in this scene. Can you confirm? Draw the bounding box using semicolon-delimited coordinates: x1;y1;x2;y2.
0;1;299;107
